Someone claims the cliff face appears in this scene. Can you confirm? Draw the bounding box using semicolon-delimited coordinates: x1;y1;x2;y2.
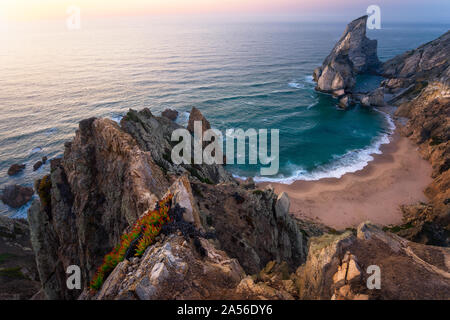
28;117;170;299
313;15;380;96
377;32;450;246
28;108;307;300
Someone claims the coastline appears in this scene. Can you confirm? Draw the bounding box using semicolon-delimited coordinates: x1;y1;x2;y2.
259;119;433;230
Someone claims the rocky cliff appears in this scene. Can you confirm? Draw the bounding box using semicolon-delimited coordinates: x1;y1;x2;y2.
379;32;449;246
21;19;450;301
313;15;380;97
313;16;449;245
27;108;307;300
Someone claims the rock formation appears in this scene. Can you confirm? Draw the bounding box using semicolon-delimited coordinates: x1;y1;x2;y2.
313;15;380;97
27;108;306;300
1;185;34;208
7;164;25;176
161;109;178;121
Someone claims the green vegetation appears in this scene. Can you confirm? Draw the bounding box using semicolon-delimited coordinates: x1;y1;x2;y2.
383;222;413;233
252;189;264;196
0;267;26;279
430;136;444;146
36;175;52;209
90;194;174;291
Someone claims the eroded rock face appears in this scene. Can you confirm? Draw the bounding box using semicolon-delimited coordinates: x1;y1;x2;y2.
84;235;245;300
295;222;450;300
28;117;170;299
121;108;234;185
390;82;450;245
382;31;449;85
1;185;34;208
314;16;380;95
193;184;306;274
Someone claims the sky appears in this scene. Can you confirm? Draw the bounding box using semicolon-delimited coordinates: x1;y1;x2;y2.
0;0;449;23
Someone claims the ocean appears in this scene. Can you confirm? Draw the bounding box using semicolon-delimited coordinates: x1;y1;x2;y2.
0;18;448;217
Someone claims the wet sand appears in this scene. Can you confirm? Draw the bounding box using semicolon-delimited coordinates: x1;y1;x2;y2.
259;130;433;230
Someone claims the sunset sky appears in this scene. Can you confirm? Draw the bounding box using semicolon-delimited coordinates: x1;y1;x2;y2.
0;0;449;22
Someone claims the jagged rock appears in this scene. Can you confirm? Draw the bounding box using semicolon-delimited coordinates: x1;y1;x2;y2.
86;235;246;300
314;16;380;95
194;183;306;274
338;95;351;109
28;117;170;299
33;161;43;171
7;164;25;176
236;276;294;300
275;192;290;219
187;107;211;135
121;108;234;185
1;185;34;208
161;109;178;121
167;175;203;230
382;31;449;83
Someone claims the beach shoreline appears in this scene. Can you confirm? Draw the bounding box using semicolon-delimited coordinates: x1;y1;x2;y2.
258;118;433;230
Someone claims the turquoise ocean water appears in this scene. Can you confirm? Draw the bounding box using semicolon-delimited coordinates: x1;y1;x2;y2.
0;18;448;217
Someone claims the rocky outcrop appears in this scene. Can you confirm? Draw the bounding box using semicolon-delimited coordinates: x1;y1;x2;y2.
193;184;306;274
382;31;449;88
313;16;380;96
121;108;234;185
187;107;211;135
161;109;178;121
28;117;170;299
7;164;25;176
1;185;34;208
28;108;307;300
78;177;306;300
83;234;245;300
295;222;450;300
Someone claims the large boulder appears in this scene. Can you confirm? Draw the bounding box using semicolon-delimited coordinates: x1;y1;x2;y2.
7;164;25;176
161;109;178;121
1;185;34;208
314;15;380;95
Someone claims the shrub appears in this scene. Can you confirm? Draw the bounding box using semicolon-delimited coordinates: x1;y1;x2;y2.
89;194;173;291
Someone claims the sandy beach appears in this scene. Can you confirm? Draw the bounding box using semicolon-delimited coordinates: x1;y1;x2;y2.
259;128;433;230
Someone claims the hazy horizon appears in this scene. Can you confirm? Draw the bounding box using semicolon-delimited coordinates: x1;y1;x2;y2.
1;0;449;24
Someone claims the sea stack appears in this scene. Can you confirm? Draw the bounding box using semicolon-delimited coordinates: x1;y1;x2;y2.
313;15;380;96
